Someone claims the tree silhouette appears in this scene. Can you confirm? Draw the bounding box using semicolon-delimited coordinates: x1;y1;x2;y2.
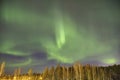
0;62;5;76
42;67;49;80
48;66;55;80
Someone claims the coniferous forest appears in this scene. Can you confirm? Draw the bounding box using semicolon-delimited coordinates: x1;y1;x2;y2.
0;62;120;80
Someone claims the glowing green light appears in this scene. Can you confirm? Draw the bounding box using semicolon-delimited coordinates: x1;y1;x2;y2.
8;58;32;67
102;58;117;64
55;19;65;48
0;4;117;65
48;52;72;63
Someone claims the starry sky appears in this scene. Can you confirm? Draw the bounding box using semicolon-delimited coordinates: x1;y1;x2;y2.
0;0;120;73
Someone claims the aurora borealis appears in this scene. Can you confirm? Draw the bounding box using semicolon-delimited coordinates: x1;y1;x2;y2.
0;0;120;73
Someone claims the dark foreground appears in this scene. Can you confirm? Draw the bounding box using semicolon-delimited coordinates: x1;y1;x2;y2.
0;62;120;80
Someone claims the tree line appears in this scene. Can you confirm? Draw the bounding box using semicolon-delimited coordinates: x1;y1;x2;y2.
0;62;120;80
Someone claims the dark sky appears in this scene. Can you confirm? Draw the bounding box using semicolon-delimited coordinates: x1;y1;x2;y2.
0;0;120;74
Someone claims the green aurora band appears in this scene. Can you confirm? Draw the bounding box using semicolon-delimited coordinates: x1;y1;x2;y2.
7;58;32;67
0;3;119;67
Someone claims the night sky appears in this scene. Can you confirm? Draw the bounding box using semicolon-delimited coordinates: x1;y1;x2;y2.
0;0;120;73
